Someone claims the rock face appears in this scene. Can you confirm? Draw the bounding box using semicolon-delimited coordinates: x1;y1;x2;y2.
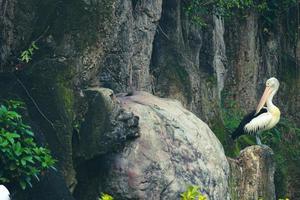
228;146;276;200
150;0;225;125
102;92;229;200
1;0;299;199
75;88;140;160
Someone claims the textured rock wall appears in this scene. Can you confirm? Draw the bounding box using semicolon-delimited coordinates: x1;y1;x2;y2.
224;12;262;111
150;0;226;125
98;0;163;92
0;0;162;198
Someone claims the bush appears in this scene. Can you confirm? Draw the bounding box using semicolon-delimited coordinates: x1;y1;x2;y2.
180;185;207;200
184;0;298;26
0;100;56;189
99;193;114;200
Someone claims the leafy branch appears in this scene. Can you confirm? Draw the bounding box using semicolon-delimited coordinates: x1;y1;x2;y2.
0;100;56;190
19;42;39;63
181;185;207;200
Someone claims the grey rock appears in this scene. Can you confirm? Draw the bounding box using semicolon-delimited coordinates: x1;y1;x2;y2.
228;146;275;200
76;87;140;161
102;92;230;200
150;0;224;126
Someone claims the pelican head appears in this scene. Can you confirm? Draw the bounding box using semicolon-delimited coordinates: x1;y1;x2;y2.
256;77;280;114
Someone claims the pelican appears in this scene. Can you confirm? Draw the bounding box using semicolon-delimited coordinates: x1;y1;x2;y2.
231;77;281;145
0;185;10;200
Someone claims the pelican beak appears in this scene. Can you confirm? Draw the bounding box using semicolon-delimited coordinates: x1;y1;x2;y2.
256;86;272;114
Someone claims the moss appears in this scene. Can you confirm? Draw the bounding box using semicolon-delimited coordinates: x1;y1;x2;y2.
56;72;75;120
211;118;226;145
18;61;76;176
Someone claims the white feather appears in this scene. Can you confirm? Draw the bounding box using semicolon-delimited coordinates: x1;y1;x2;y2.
0;185;10;200
244;112;272;134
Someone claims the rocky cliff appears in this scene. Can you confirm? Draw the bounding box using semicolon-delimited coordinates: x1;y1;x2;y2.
1;0;299;199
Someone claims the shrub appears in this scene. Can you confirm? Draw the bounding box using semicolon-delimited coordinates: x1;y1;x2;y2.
99;193;114;200
184;0;298;27
0;100;56;189
180;185;207;200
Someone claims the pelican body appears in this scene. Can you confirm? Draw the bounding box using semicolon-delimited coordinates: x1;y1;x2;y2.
231;77;281;145
0;185;10;200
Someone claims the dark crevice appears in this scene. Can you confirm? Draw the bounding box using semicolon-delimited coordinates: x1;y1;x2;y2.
73;154;113;200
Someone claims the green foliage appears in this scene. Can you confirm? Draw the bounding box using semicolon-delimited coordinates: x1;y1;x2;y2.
99;193;114;200
20;42;39;63
180;185;207;200
0;100;56;190
185;0;298;26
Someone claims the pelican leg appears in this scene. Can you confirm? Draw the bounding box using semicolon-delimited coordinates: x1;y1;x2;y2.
255;133;269;148
256;134;262;145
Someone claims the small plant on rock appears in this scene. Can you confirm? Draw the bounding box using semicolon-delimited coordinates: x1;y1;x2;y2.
99;193;114;200
180;185;207;200
19;42;39;63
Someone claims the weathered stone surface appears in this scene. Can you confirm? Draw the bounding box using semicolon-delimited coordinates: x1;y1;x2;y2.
228;146;275;200
102;92;230;200
75;87;140;160
99;0;163;92
150;0;225;126
224;12;261;112
13;170;76;200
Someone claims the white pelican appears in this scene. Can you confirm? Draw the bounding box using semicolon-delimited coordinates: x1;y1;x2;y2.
0;185;10;200
231;77;281;145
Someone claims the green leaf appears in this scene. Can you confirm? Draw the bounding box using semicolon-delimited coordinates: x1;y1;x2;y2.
0;100;56;190
13;142;22;156
32;42;39;50
25;129;34;136
20;180;27;190
21;159;27;166
99;193;114;200
20;51;31;63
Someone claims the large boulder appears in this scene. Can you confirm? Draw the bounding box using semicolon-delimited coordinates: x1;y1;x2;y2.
102;92;230;200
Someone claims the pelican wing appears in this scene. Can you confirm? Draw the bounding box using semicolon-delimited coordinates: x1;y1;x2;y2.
231;108;268;139
244;112;272;134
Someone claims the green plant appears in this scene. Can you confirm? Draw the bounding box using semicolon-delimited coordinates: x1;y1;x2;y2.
184;0;298;27
20;42;39;63
99;193;114;200
0;100;56;190
180;185;207;200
